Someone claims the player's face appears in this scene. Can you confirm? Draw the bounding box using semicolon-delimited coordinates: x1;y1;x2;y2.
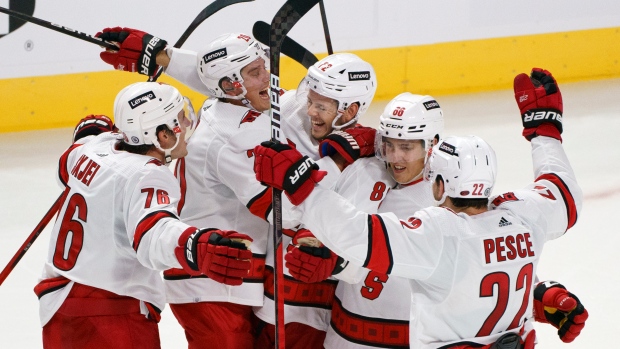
385;138;426;184
306;89;339;140
240;57;270;112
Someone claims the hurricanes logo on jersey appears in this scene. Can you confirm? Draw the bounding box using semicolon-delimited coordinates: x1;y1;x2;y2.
239;110;262;126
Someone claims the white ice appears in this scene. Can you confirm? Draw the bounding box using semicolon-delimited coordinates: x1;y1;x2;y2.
1;78;618;348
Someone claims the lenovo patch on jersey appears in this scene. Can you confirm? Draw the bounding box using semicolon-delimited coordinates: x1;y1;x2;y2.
423;100;440;110
202;48;228;64
348;71;371;81
438;142;457;156
128;91;156;109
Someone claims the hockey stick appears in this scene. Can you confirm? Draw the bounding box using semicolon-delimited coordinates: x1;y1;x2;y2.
0;6;118;50
149;0;254;81
0;192;64;286
252;21;318;69
268;1;322;347
318;1;334;54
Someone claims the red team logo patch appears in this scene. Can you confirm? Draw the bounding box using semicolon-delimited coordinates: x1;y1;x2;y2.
239;110;262;126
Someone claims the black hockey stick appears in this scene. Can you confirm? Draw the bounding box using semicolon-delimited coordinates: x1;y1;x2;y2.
149;0;254;81
252;21;318;69
0;6;118;50
0;192;63;286
268;1;322;347
318;1;333;54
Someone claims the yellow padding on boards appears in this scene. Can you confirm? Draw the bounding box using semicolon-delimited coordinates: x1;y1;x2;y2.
1;26;619;133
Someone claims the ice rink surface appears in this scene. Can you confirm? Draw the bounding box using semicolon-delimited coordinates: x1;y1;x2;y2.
1;78;618;348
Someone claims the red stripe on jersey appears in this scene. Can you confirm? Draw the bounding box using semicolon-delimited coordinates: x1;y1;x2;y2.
363;215;394;275
331;296;409;348
133;211;177;251
58;143;83;186
246;187;273;221
34;276;71;299
174;158;187;215
536;173;578;230
263;266;337;309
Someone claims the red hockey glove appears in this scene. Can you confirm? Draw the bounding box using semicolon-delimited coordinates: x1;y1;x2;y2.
175;228;253;286
95;27;167;76
284;228;346;283
319;125;376;166
254;141;327;205
73;114;116;142
513;68;563;142
533;281;588;343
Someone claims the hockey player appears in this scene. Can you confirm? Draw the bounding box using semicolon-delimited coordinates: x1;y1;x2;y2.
95;26;376;348
254;68;586;348
287;92;444;349
35;82;253;349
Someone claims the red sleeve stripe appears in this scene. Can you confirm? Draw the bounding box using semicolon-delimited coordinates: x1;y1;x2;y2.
246;187;273;221
58;143;83;186
133;211;178;251
174;158;187;215
363;215;394;275
536;173;578;230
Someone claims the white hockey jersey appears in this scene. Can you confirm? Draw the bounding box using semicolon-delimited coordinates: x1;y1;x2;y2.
37;133;191;326
326;166;433;349
166;98;272;306
293;137;582;348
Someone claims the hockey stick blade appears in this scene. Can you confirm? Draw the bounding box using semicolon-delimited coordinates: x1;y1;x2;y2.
253;21;318;69
0;6;118;50
149;0;254;82
268;1;322;347
0;192;63;286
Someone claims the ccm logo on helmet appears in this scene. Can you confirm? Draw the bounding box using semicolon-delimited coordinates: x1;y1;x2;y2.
438;142;457;156
523;110;562;122
202;48;228;64
423;100;440;110
128;91;156;109
140;36;162;75
348;71;371;81
385;124;404;129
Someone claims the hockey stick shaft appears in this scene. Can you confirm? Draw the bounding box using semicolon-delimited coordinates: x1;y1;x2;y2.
269;1;322;347
318;1;333;54
0;6;118;50
0;192;64;286
252;21;318;69
149;0;254;82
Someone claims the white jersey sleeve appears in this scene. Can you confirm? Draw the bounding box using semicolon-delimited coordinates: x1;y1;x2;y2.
490;136;582;241
164;48;210;95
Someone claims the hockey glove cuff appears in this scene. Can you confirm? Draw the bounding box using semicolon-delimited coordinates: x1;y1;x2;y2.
319;125;376;166
73;114;116;142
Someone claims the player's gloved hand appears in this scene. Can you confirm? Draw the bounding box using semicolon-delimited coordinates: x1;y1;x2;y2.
175;228;253;286
534;281;588;343
319;125;377;166
95;27;167;76
73;114;116;142
513;68;563;141
284;228;346;283
253;141;327;205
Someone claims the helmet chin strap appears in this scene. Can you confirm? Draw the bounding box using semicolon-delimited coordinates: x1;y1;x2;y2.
331;111;358;131
152;134;181;165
